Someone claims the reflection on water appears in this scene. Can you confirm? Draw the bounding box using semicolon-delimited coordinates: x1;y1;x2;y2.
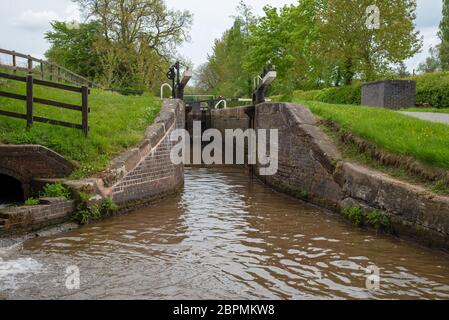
1;167;449;300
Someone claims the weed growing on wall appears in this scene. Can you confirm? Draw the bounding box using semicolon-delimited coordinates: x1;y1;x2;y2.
41;183;72;199
72;193;119;225
342;207;392;231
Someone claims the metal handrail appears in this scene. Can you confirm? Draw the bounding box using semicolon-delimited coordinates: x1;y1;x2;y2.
160;83;173;99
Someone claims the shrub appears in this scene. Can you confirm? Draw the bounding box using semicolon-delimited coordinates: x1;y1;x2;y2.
342;207;365;226
343;207;392;231
293;90;321;101
366;211;391;231
271;92;293;102
41;183;71;199
315;83;362;105
410;72;449;109
72;194;119;225
24;198;40;206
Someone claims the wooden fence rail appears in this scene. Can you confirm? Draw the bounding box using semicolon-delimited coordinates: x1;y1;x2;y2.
0;48;102;89
0;72;90;136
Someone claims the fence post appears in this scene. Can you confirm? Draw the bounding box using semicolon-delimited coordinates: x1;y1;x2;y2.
58;67;61;82
12;51;16;75
40;62;44;80
27;56;33;74
49;64;53;82
81;86;89;137
26;74;33;129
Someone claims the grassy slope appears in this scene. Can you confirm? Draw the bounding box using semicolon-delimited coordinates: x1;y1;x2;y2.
0;79;161;178
293;100;449;171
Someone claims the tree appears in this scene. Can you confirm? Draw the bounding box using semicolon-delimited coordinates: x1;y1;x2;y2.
319;0;422;84
45;21;102;79
395;62;411;78
244;0;326;93
439;0;449;70
48;0;193;89
417;46;442;73
74;0;192;57
196;2;255;97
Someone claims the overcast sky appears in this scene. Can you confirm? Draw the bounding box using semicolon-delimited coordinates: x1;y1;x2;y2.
0;0;443;71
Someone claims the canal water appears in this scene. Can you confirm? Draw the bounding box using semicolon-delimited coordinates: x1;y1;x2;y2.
1;167;449;300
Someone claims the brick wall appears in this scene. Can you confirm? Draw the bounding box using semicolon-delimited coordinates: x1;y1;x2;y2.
0;99;186;235
361;80;416;109
0;197;75;236
110;99;185;208
0;145;75;198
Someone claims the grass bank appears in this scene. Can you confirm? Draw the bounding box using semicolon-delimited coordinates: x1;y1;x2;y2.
404;108;449;114
0;78;161;178
295;100;449;172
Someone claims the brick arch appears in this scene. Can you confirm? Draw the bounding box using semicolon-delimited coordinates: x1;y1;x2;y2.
0;145;76;199
0;167;27;201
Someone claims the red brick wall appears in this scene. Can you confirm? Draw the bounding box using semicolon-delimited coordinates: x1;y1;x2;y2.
0;197;75;235
111;99;185;207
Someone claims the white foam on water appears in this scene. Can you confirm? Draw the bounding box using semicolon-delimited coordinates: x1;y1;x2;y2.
0;257;44;290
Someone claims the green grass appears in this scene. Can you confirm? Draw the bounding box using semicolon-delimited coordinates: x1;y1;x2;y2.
0;78;161;178
295;100;449;170
404;108;449;114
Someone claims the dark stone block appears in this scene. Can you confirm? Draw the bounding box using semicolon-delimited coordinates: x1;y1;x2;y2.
362;80;416;109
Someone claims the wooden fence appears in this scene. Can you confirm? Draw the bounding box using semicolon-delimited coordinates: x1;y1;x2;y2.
0;72;90;136
0;48;102;89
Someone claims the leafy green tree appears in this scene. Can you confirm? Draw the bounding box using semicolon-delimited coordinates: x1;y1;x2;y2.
244;0;326;93
47;0;192;90
439;0;449;70
417;46;442;73
197;1;255;97
320;0;422;84
45;21;102;79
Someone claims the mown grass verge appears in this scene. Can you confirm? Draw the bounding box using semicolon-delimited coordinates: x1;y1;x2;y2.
0;77;161;178
300;101;449;170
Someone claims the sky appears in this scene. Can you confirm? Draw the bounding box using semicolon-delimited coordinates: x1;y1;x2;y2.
0;0;443;71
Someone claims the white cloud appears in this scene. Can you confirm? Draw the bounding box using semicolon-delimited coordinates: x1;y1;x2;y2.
64;3;81;22
14;9;60;30
406;26;440;71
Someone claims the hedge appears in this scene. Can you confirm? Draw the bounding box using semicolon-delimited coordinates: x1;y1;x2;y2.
314;83;362;105
291;72;449;109
410;72;449;109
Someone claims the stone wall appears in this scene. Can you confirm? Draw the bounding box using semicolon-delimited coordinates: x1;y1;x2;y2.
210;102;449;249
211;107;250;134
0;198;75;235
254;103;343;209
361;80;416;109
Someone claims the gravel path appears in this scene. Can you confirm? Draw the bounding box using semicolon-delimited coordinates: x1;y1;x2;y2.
399;112;449;125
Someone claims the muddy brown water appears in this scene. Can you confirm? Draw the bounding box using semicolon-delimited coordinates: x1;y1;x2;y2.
1;167;449;300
